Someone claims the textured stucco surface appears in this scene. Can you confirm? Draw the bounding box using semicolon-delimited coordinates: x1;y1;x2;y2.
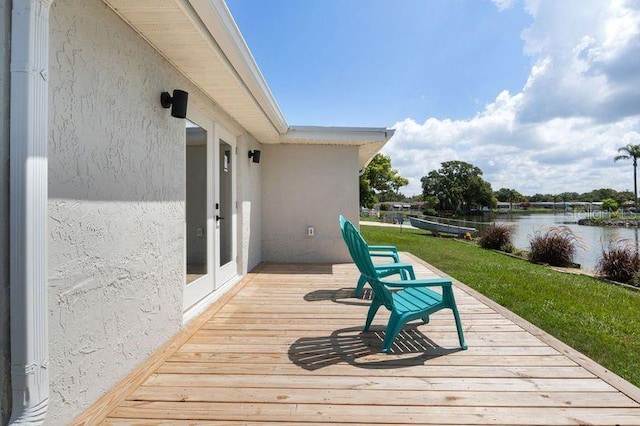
261;144;358;263
0;1;11;423
47;0;265;421
239;134;262;273
48;0;188;422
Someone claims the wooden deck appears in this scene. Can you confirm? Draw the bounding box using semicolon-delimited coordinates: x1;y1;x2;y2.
86;255;640;425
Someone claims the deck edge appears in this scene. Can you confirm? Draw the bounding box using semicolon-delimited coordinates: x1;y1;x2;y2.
403;251;640;405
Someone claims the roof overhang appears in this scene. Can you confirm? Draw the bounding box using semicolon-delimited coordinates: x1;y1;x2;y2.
103;0;391;167
282;126;395;170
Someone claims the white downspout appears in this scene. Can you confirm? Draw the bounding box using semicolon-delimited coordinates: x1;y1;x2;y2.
9;0;51;424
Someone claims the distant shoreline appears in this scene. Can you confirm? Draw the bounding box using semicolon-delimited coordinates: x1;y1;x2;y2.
578;218;640;227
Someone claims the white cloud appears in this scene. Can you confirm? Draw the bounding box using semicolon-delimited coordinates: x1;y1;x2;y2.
492;0;516;12
518;0;640;123
384;0;640;197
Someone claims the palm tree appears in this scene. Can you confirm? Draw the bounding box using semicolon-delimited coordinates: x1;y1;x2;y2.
614;144;640;212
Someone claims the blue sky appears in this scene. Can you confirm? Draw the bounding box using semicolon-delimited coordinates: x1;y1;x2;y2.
227;0;640;196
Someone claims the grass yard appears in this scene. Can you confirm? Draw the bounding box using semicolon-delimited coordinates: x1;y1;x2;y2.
362;224;640;388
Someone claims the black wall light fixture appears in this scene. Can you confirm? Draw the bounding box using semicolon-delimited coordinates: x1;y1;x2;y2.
161;89;189;118
248;150;261;163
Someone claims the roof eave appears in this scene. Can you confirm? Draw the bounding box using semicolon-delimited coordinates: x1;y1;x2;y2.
103;0;393;158
281;126;395;170
195;0;289;134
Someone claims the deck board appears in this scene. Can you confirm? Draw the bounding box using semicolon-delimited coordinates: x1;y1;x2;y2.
96;257;640;425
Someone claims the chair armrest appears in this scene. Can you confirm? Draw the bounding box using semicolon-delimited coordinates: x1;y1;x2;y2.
374;263;413;271
370;251;401;263
383;277;452;288
375;263;415;280
369;252;398;258
368;245;398;253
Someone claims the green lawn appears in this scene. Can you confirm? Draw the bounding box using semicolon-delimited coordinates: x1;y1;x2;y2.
361;224;640;388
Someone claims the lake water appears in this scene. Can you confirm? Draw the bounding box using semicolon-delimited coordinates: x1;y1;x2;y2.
445;212;640;271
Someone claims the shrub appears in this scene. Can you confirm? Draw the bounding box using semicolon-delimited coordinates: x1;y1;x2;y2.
528;226;582;267
423;208;437;217
479;223;514;252
601;198;619;212
596;239;640;284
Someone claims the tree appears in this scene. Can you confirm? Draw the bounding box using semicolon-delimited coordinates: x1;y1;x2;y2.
557;192;580;202
529;193;553;202
359;154;409;208
614;144;640;211
377;190;406;202
495;188;525;209
601;198;619;212
617;190;635;207
580;188;619;202
421;161;494;213
359;177;377;209
523;189;633;207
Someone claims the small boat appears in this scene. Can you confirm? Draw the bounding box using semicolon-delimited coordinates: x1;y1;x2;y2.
409;216;478;237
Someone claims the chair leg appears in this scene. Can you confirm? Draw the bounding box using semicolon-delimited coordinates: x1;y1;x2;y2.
355;275;367;297
452;307;467;350
445;287;467;350
381;312;405;353
364;298;382;331
421;315;430;324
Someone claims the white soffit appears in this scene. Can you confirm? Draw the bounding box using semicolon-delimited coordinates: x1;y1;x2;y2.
102;0;392;165
283;126;396;169
103;0;283;143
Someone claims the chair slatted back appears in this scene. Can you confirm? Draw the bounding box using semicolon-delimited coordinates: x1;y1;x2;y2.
339;215;348;243
342;220;395;310
339;215;357;259
339;215;347;231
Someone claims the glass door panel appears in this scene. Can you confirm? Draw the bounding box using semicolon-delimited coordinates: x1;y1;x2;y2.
219;141;233;267
183;111;215;312
215;125;237;286
186;124;208;283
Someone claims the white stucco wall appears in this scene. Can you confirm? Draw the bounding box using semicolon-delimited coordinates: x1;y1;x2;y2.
239;134;262;272
261;144;359;263
0;0;11;422
48;1;184;422
47;0;261;422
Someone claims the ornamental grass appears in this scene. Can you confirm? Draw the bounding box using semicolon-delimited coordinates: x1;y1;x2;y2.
596;239;640;285
528;226;583;267
478;223;514;252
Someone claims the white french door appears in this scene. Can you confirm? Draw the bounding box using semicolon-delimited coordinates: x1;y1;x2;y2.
214;123;237;287
183;108;237;312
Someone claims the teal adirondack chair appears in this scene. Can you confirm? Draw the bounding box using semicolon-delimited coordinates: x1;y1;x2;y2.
339;215;414;296
339;215;400;262
342;220;467;353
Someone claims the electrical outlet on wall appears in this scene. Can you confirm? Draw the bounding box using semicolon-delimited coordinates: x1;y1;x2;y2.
308;226;315;237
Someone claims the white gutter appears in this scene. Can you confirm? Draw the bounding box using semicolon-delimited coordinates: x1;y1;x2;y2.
282;126;394;144
281;126;395;172
9;0;51;424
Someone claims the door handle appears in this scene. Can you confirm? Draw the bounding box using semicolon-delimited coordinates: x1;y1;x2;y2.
216;215;224;222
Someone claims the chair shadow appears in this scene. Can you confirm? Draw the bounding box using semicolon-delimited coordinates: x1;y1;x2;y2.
288;324;462;371
303;288;371;306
